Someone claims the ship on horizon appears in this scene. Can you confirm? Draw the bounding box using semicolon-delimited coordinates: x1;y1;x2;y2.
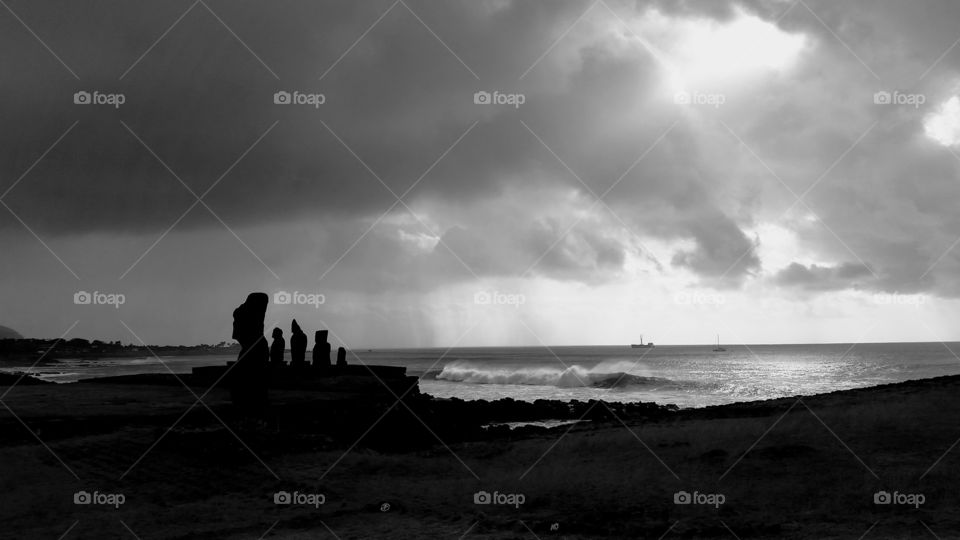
631;335;654;348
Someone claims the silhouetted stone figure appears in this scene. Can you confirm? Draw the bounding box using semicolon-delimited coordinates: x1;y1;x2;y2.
312;330;331;369
269;327;285;366
231;292;269;407
336;346;347;367
290;319;307;368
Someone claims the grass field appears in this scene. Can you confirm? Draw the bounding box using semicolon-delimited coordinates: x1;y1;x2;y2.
2;376;960;538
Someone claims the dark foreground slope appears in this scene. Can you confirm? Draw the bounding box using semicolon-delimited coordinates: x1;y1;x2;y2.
1;375;959;539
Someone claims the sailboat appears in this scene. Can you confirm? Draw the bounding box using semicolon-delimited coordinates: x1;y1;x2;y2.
713;334;726;352
631;335;655;348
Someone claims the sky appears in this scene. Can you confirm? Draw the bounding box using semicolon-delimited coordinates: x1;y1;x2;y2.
3;0;960;347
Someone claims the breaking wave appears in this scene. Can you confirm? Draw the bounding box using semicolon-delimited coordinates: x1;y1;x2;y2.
434;360;676;389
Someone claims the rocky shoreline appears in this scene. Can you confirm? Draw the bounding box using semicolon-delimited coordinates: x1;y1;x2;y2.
6;367;958;450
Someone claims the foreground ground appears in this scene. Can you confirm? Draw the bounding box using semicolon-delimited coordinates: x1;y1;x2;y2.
1;375;960;539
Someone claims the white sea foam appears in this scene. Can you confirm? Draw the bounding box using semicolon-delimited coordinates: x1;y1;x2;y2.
436;360;670;388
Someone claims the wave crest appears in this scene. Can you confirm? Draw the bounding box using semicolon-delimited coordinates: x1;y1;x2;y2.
434;360;673;389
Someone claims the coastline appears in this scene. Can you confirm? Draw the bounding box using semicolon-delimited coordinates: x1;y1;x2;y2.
2;372;959;537
2;366;957;412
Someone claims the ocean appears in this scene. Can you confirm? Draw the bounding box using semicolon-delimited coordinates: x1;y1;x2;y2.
8;342;960;408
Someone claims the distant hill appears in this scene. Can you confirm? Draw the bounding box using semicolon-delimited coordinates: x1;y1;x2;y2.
0;326;22;340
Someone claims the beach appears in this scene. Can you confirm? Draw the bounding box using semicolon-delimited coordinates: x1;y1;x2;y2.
2;371;959;539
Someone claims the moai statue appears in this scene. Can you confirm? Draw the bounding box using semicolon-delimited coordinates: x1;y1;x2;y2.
230;293;269;407
312;330;331;369
269;328;285;366
290;319;307;368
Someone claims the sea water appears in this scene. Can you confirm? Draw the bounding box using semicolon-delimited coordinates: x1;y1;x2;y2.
7;343;960;408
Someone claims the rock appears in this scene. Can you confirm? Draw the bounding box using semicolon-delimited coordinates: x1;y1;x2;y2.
290;319;307;367
270;327;285;366
0;372;51;385
312;330;331;369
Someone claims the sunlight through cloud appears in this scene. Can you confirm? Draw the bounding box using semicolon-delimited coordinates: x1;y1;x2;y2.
924;95;960;147
633;7;808;93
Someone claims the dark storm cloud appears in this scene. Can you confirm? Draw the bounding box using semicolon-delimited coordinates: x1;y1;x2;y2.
671;211;760;285
773;261;873;291
4;0;960;295
0;0;622;234
0;0;767;287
